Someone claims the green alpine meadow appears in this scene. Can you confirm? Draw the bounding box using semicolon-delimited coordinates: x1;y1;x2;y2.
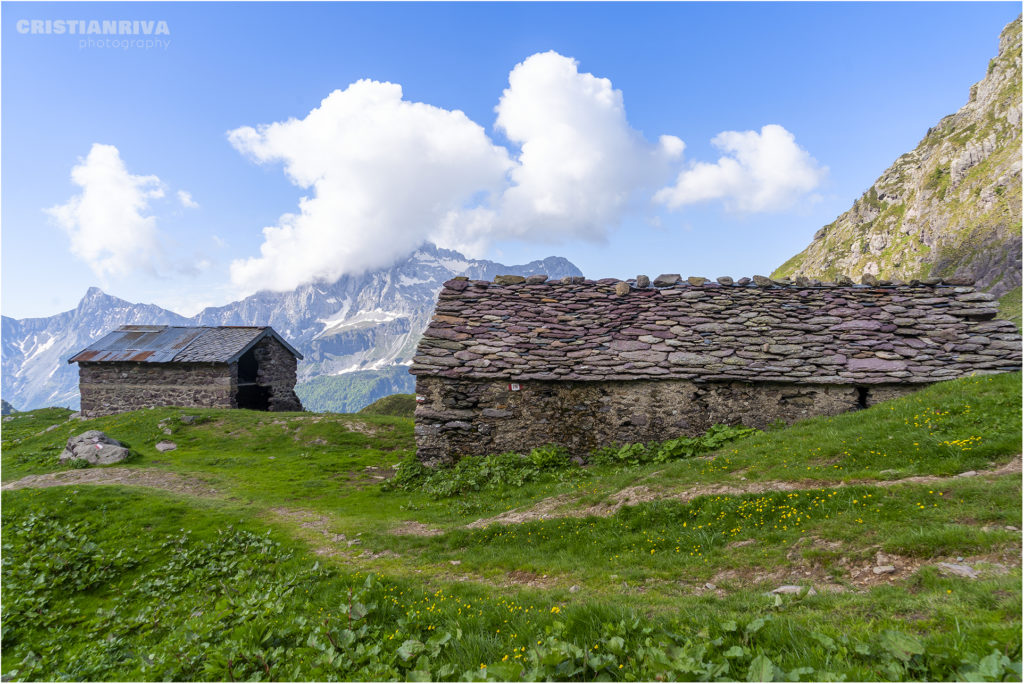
2;373;1020;681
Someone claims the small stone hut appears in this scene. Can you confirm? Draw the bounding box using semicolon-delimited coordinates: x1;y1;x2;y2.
69;325;304;417
410;274;1022;463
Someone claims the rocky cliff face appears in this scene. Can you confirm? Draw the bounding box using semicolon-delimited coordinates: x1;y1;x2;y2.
774;16;1022;296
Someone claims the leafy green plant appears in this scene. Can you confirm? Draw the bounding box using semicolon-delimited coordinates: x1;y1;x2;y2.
384;445;575;498
590;424;759;467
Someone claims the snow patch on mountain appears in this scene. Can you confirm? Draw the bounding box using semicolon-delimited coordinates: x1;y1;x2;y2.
3;243;582;410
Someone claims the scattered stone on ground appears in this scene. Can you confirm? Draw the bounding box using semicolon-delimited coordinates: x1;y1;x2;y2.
505;570;555;588
957;470;979;478
58;430;131;465
873;565;896;574
392;521;444;536
467;456;1022;528
343;420;379;436
449;560;462;566
155;441;177;452
569;584;581;593
179;415;196;425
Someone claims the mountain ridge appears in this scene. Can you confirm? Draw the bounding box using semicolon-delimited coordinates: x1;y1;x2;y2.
2;243;582;411
773;16;1022;296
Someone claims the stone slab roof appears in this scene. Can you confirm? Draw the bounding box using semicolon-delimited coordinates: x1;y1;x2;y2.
410;275;1022;385
68;325;303;365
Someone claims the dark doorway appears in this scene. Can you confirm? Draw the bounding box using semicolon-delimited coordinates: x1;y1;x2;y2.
856;386;869;409
236;349;270;410
237;384;271;410
238;348;259;384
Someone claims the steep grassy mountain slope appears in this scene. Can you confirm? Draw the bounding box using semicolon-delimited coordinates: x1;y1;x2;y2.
774;17;1022;297
2;374;1020;680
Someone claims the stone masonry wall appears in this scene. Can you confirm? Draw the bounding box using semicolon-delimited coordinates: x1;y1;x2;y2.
251;336;304;411
414;375;918;463
79;362;235;417
411;274;1022;463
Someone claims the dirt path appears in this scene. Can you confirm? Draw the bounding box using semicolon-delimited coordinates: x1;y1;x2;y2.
468;455;1022;528
1;468;221;498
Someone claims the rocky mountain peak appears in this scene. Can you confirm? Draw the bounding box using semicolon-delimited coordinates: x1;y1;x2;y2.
3;246;583;411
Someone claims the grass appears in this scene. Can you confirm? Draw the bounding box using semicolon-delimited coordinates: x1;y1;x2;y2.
999;286;1022;330
359;393;416;418
2;373;1021;680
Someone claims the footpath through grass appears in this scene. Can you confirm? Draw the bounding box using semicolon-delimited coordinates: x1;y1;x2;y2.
1;373;1021;680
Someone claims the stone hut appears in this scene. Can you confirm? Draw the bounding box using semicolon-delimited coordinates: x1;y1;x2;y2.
68;325;304;417
410;274;1021;463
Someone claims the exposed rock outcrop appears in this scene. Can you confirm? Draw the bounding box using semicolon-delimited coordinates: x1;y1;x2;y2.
59;430;130;465
774;17;1022;297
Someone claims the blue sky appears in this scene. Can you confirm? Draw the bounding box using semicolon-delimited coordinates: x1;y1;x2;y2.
2;1;1019;319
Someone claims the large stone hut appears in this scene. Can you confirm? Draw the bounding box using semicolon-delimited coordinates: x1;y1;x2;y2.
69;325;304;417
410;274;1021;463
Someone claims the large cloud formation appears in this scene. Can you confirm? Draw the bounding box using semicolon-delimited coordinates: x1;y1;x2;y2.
228;53;824;293
46;144;167;278
654;124;826;212
228;80;514;292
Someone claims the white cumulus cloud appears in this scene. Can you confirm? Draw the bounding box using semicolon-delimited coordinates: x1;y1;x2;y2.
229;53;684;293
46;143;166;278
437;51;682;252
228;55;825;294
177;190;199;209
655;124;826;212
227;79;514;293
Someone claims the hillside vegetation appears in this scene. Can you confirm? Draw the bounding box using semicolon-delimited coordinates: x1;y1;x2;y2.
774;16;1022;296
2;374;1021;681
359;393;417;418
296;366;415;413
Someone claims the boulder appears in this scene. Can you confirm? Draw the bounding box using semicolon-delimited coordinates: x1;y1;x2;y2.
935;562;979;579
155;441;178;452
769;585;817;596
59;430;130;465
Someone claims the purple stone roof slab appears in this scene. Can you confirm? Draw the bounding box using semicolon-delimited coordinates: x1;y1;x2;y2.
411;277;1022;385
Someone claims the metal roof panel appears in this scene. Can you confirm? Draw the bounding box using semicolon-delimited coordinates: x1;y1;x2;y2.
67;325;301;364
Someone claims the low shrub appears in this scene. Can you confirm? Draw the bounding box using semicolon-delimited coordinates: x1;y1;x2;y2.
383;445;575;498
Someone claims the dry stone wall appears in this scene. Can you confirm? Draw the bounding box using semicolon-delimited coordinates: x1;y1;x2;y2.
79;362;235;417
251;337;304;411
411;274;1021;462
414;375;918;463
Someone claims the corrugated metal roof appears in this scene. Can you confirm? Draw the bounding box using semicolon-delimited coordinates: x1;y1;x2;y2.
67;326;303;364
